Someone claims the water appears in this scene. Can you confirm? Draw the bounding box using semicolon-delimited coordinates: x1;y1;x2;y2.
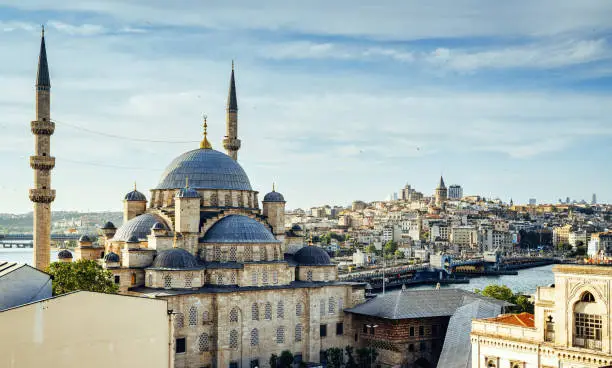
0;248;59;265
407;264;555;295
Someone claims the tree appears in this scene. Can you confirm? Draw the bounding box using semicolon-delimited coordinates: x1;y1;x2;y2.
383;240;397;255
269;354;278;368
326;347;344;368
365;244;377;255
356;347;378;368
557;242;572;252
47;259;119;296
475;284;534;313
345;346;358;368
279;350;294;368
394;249;404;259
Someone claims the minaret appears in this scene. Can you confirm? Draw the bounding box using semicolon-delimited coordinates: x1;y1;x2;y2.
222;61;241;160
29;26;56;270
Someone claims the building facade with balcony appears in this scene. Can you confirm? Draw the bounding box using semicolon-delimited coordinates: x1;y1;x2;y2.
470;264;612;368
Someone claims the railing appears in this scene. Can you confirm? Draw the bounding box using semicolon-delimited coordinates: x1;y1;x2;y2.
573;336;602;351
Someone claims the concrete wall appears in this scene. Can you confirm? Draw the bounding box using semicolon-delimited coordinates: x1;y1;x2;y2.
0;265;51;310
0;291;170;368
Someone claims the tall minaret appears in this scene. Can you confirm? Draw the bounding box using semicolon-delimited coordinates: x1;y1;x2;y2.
29;26;56;270
222;61;241;160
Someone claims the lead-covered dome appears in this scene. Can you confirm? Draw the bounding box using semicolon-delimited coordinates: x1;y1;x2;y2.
156;149;252;190
125;189;146;201
58;249;73;259
113;213;165;241
263;191;285;202
201;215;279;243
293;246;333;266
150;248;201;269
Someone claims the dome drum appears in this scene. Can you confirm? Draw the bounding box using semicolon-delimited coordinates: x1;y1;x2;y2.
150;188;258;210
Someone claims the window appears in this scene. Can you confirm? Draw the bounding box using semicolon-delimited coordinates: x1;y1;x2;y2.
250;328;259;346
419;326;424;336
202;310;209;323
296;303;303;317
114;275;120;284
276;326;285;344
363;325;368;334
277;301;284;319
214;246;221;261
245;247;253;261
230;272;236;284
164;274;172;288
175;313;184;329
251;303;259;320
175;338;186;354
230;362;238;368
324;270;330;281
229;329;238;349
580;291;595;302
185;273;192;288
250;359;259;368
510;362;524;368
265;302;272;320
273;271;279;284
486;358;498;368
261;246;268;261
229;246;237;262
369;326;375;335
306;270;313;281
320;324;327;337
574;312;602;349
251;271;258;286
148;274;152;286
198;333;209;353
408;344;414;352
273;246;279;260
336;322;344;335
409;326;414;336
295;324;303;342
230;307;239;323
419;341;426;351
262;271;269;284
320;300;325;317
328;297;335;314
338;297;343;312
189;306;198;326
216;274;223;285
131;273;136;285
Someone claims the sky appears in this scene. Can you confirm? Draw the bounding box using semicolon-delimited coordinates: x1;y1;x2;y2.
1;1;612;213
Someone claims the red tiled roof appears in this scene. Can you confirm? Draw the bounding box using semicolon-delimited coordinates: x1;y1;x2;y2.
484;313;535;328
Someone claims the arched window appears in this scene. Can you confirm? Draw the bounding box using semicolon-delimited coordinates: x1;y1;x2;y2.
324;270;330;281
486;358;497;368
306;270;313;282
328;297;335;314
202;310;209;323
265;302;272;320
230;307;239;323
214;246;221;261
277;301;284;319
189;306;198;326
244;247;253;261
252;303;259;321
251;271;258;286
276;326;285;344
273;271;279;284
320;300;325;317
185;273;192;288
580;291;595;302
164;274;172;288
210;193;218;206
229;329;238;349
230;272;236;284
273;246;279;260
224;193;232;207
199;333;210;352
262;271;269;284
261;246;268;261
147;274;152;286
296;303;303;317
250;329;259;346
229;246;237;262
175;313;184;329
217;274;223;285
338;297;344;312
295;324;303;342
131;273;136;286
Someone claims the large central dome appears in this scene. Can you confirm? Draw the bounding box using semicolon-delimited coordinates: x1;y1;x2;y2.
156;149;252;190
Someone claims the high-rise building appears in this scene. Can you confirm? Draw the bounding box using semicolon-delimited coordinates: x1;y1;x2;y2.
30;27;56;271
592;193;597;205
529;198;537;206
448;184;463;200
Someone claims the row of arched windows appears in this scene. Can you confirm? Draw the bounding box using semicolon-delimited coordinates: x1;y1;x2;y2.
208;245;282;262
175;306;210;329
250;270;280;286
229;302;305;322
225;325;304;349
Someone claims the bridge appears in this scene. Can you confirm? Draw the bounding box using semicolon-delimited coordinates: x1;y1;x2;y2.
0;233;83;248
444;255;559;275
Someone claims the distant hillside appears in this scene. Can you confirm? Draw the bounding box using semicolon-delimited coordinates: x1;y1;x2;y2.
0;211;123;234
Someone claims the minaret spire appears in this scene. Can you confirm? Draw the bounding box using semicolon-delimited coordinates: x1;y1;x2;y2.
223;61;241;160
30;27;56;270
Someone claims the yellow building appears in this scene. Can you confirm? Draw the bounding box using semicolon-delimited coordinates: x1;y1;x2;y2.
0;291;170;368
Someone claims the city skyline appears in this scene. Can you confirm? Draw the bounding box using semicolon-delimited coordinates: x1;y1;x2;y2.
1;1;612;213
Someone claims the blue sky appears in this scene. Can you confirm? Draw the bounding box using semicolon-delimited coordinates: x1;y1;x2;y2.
1;0;612;213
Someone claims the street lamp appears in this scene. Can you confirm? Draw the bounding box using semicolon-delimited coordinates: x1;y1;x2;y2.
365;324;378;368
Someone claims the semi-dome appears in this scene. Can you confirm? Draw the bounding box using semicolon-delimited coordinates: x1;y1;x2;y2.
293;246;333;266
125;189;147;201
57;249;73;259
112;213;165;241
101;221;116;229
201;215;279;243
126;235;140;243
150;248;200;270
263;190;285;202
156;149;252;191
175;186;200;198
151;222;165;230
104;252;120;262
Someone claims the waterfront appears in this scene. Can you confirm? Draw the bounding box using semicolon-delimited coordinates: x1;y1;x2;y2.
0;248;59;265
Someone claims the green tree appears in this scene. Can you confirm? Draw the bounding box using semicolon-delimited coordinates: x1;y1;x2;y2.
269;354;278;368
475;284;534;313
394;249;404;259
345;346;358;368
365;244;377;254
383;240;397;255
47;259;119;296
279;350;294;368
556;242;572;252
356;347;378;368
326;347;344;368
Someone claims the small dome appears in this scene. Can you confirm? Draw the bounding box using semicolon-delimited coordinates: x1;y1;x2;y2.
57;249;73;259
125;189;147;201
113;214;165;241
202;215;279;243
127;235;140;243
293;246;332;266
79;235;92;243
175;186;200;199
151;222;165;230
150;248;200;270
104;252;120;262
263;191;285;202
101;221;116;229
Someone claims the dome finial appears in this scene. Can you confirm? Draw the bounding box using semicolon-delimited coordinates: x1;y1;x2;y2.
272;182;276;192
200;114;212;149
134;181;137;191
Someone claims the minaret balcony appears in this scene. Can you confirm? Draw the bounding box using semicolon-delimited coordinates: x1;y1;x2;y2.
29;188;56;203
222;137;241;151
30;156;55;170
31;120;55;135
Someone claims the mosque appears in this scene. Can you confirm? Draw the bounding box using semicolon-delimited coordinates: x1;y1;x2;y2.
35;32;367;367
